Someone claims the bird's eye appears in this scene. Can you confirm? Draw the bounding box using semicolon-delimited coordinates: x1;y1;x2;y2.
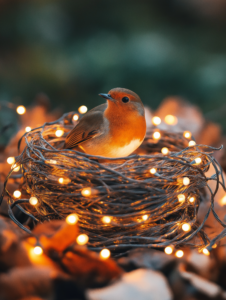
122;97;129;103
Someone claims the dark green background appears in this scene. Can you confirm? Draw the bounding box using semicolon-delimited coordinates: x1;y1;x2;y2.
1;0;226;131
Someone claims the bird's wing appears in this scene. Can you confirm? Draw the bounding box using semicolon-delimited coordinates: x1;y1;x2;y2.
64;107;106;149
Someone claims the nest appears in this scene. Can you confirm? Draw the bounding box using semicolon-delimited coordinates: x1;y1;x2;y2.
1;112;226;255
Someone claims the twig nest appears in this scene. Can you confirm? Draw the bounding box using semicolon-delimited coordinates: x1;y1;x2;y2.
3;112;225;255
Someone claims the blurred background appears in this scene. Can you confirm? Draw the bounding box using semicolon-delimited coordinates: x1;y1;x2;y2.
1;0;226;139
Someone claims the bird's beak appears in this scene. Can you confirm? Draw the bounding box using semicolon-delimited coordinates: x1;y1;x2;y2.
99;93;115;102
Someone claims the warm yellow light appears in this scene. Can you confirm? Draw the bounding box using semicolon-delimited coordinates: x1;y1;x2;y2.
212;244;217;248
189;196;195;203
7;157;15;164
183;131;191;139
33;246;43;256
13;190;21;198
175;250;184;258
220;195;226;206
12;164;20;172
66;213;78;225
46;159;57;164
81;188;91;197
161;147;169;155
150;168;157;174
76;234;89;245
55;129;64;137
142;215;148;221
102;216;111;224
58;178;64;184
25;126;31;132
73;114;79;121
178;194;186;202
189;140;196;147
152;116;161;126
16;105;26;115
164;115;178;125
195;158;202;164
164;246;173;255
183;177;190;186
202;248;210;256
29;197;38;206
182;223;191;232
78;105;88;114
153;131;161;140
100;248;110;259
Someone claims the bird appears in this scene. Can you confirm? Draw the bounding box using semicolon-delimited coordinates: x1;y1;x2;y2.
64;88;146;158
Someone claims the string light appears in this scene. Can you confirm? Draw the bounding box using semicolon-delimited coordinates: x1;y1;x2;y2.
16;105;26;115
164;115;178;125
178;194;185;202
195;158;202;164
202;248;210;255
153;131;161;140
164;246;173;255
58;178;64;184
29;197;38;206
183;131;191;139
25;126;31;132
212;244;217;248
66;213;78;225
175;250;184;258
152;116;161;126
7;157;15;164
55;129;64;137
142;215;148;221
189;196;195;203
78;105;88;114
13;190;21;198
183;177;190;186
33;246;43;256
182;223;191;232
73;114;79;121
12;164;20;172
189;140;196;147
45;159;57;164
76;234;89;245
161;147;169;155
150;168;157;174
220;195;226;206
100;248;110;259
81;188;91;197
102;216;111;224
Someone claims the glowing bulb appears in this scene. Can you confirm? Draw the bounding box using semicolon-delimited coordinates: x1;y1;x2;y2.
46;159;57;164
100;248;110;259
58;178;64;184
78;105;88;114
202;248;210;255
164;246;173;255
164;115;178;125
66;213;78;225
76;234;89;245
183;177;190;186
7;157;15;164
55;129;64;137
152;116;161;126
178;194;185;202
12;164;20;172
189;140;196;147
183;131;191;139
153;131;161;140
16;105;26;115
102;216;111;224
73;114;79;121
220;195;226;206
142;215;148;221
13;190;21;198
29;197;38;206
212;244;217;248
25;126;31;132
161;147;169;155
175;250;184;258
81;188;91;197
182;223;191;232
150;168;156;174
33;246;43;255
189;196;195;203
195;158;202;164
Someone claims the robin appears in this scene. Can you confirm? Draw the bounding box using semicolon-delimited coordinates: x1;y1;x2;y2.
64;88;146;157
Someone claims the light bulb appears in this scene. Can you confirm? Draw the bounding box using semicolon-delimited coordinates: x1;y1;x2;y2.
81;188;91;197
175;250;184;258
202;248;210;255
16;105;26;115
55;130;64;137
161;147;169;155
73;114;79;121
58;178;64;184
183;131;191;139
66;213;78;225
164;115;178;125
45;159;57;164
150;168;156;174
13;190;21;198
178;194;185;202
152;116;161;126
182;223;191;232
78;105;88;114
33;246;43;255
142;215;148;221
100;248;110;259
25;126;31;132
164;246;173;255
76;234;89;245
189;196;195;203
102;216;111;224
12;164;20;172
195;158;202;164
153;131;161;140
189;140;196;147
183;177;190;186
212;244;217;249
29;197;38;206
7;157;15;164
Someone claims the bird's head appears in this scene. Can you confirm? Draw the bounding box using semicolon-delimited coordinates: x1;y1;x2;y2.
99;88;144;116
